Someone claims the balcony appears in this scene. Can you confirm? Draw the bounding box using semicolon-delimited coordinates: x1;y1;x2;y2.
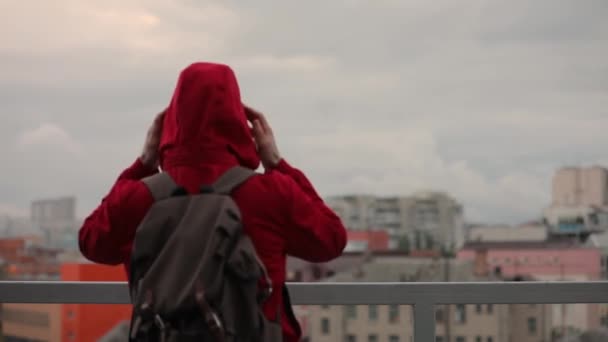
1;281;608;341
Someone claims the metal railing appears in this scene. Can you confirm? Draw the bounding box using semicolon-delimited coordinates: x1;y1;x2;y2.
1;281;608;341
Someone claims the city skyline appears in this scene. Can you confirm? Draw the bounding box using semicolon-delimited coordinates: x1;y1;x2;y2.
1;164;607;227
1;1;607;225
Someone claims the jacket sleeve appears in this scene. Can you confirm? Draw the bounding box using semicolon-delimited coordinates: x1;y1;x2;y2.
78;158;157;265
273;159;347;262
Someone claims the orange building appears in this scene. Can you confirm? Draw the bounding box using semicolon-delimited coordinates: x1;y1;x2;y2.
0;238;27;261
2;303;62;341
61;263;131;342
1;263;132;342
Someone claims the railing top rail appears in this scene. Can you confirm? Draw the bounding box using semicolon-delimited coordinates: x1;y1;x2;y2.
1;281;607;305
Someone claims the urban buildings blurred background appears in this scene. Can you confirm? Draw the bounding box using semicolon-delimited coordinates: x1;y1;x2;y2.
1;166;608;341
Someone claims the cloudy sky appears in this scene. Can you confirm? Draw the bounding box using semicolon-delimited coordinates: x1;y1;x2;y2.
1;0;607;224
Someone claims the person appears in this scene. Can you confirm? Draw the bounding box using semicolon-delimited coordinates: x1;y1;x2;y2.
78;62;347;341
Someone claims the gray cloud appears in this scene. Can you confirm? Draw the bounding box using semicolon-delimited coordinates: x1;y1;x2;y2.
0;0;606;225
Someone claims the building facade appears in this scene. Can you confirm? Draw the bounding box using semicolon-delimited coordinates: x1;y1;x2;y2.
543;166;608;237
458;240;603;334
325;195;376;231
61;263;132;342
467;223;548;243
307;256;551;342
0;263;131;342
30;197;78;250
1;303;62;342
326;192;464;251
543;205;608;236
551;166;608;208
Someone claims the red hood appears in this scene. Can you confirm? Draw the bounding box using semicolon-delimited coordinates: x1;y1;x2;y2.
159;62;260;171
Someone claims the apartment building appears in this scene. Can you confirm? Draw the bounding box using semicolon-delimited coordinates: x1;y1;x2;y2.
30;196;79;250
326;195;377;231
458;239;602;333
551;166;608;208
307;257;551;342
545;166;608;237
326;192;464;251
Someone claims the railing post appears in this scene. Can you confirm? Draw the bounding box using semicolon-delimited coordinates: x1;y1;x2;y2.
414;300;435;341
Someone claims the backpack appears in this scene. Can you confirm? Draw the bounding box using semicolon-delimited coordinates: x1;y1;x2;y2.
127;166;283;342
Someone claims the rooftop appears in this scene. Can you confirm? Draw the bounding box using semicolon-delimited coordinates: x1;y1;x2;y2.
462;236;593;250
325;257;489;283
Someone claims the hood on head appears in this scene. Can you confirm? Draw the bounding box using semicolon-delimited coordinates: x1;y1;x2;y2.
159;62;260;170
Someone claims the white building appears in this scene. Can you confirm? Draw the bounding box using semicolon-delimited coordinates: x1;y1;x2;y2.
326;192;464;251
30;196;79;250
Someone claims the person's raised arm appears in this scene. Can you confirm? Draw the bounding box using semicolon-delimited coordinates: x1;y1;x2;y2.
246;105;347;262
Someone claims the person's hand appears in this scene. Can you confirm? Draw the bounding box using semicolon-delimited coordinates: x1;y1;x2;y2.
140;109;166;170
244;105;282;170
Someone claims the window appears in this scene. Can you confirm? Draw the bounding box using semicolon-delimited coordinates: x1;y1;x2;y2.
368;334;378;342
369;305;378;321
487;304;494;314
346;335;357;342
346;305;357;319
435;337;444;342
455;304;467;324
456;337;466;342
475;304;483;314
435;307;445;323
476;337;482;342
389;335;400;342
527;317;537;335
487;337;494;342
321;318;330;335
389;304;400;323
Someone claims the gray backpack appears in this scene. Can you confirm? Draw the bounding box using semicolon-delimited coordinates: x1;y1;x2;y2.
128;166;282;342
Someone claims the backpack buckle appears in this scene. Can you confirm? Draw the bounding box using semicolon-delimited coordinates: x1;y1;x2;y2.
154;315;168;342
194;281;226;341
154;314;166;332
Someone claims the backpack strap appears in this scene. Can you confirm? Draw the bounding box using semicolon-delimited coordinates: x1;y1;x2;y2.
210;166;256;195
141;172;179;201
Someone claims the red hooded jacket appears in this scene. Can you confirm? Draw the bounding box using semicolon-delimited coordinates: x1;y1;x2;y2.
78;62;347;341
